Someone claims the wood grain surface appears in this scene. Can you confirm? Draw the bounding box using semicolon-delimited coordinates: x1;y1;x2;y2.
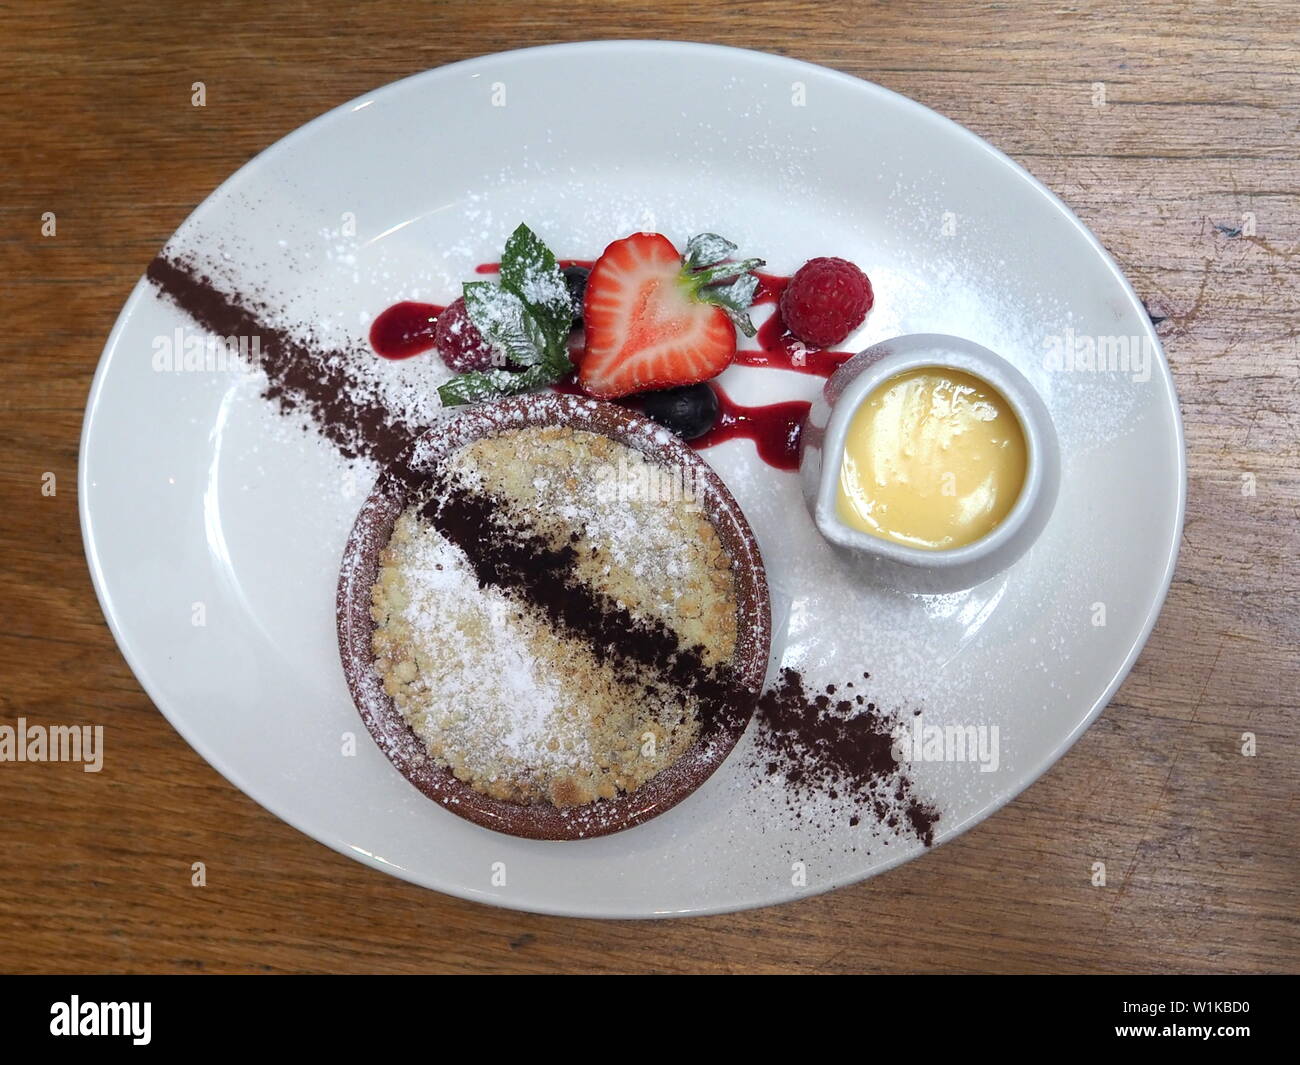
1;0;1296;974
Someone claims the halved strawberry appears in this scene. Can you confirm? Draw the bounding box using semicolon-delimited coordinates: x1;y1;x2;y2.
579;232;763;399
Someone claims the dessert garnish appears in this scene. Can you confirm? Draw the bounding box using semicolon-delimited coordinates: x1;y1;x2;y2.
359;230;875;467
639;383;720;441
778;256;874;349
433;296;497;371
750;669;940;846
560;264;589;328
837;366;1027;550
695;391;812;472
578;231;764;397
435;224;578;406
147;254;421;465
371;300;446;361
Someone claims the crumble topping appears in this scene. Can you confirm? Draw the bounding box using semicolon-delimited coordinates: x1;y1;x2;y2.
369;426;740;807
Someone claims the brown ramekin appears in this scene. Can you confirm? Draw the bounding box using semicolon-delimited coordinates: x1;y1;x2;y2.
336;392;771;840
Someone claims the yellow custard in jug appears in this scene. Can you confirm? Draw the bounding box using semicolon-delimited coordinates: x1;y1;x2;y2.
837;367;1027;551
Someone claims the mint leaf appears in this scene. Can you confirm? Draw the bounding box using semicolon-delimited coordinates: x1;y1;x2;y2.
437;368;523;406
437;360;568;407
683;233;738;270
462;281;549;367
499;223;572;345
435;224;578;406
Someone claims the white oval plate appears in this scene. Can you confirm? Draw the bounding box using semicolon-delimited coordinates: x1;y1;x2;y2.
80;41;1184;917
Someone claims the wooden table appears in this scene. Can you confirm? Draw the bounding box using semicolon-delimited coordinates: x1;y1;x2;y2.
1;0;1295;974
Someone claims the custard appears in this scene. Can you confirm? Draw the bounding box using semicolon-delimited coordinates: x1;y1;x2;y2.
836;367;1027;550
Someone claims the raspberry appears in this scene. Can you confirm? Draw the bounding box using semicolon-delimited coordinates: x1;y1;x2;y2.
778;257;873;349
434;297;499;372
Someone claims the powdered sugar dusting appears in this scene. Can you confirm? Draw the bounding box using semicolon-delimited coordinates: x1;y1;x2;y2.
378;511;591;778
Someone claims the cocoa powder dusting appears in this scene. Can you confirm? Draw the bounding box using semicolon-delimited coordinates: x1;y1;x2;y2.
146;254;420;464
751;668;940;846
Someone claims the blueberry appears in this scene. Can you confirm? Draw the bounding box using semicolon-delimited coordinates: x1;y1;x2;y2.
640;384;720;441
562;265;589;329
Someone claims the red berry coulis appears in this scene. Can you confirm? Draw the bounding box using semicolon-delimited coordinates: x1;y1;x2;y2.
369;301;445;360
694;387;810;472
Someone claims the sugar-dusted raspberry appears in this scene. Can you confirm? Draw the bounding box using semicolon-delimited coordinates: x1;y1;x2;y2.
434;297;499;372
778;257;873;349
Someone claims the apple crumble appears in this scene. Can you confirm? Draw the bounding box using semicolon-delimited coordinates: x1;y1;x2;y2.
369;425;740;807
